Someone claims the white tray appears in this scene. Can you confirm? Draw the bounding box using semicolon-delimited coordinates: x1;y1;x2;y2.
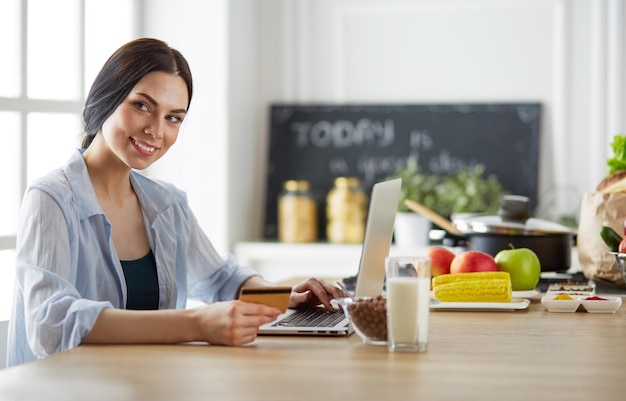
512;289;541;299
430;298;531;311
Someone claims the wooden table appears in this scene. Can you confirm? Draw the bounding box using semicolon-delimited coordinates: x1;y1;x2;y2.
1;296;625;401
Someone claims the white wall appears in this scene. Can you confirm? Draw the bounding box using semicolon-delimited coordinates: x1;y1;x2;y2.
143;0;230;253
148;0;626;252
227;0;264;251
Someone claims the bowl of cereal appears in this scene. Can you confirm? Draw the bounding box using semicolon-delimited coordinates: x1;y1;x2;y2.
336;295;387;345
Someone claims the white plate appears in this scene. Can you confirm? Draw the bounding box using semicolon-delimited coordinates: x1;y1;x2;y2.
430;298;531;311
512;289;541;299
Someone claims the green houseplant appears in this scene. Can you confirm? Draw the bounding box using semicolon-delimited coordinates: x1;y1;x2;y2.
386;157;506;218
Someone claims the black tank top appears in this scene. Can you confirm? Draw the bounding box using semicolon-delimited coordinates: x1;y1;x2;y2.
120;249;159;310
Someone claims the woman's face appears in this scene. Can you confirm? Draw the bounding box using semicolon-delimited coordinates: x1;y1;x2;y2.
100;71;189;170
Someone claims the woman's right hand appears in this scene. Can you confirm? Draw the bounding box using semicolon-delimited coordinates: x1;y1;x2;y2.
191;301;281;346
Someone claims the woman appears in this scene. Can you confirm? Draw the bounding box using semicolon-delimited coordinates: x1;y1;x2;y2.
7;38;343;367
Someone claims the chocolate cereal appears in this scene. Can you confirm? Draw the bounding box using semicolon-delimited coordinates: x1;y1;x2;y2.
347;295;387;341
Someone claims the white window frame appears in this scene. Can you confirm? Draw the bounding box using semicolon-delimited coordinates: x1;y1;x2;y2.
0;0;142;252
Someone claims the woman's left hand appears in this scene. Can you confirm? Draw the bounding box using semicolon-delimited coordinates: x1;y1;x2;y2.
288;278;349;312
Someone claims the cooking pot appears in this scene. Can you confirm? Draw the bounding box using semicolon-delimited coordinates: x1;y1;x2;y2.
442;195;574;272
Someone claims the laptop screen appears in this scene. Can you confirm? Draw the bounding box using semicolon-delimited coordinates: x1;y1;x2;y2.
354;178;402;297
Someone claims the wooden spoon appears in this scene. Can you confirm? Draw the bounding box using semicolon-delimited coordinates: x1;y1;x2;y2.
403;199;463;235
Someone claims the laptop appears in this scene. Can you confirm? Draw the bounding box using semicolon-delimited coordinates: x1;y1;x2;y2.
258;178;402;336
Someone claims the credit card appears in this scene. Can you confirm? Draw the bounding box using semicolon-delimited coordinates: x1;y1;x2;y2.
238;286;292;313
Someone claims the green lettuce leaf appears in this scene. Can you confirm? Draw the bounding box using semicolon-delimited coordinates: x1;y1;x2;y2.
607;135;626;175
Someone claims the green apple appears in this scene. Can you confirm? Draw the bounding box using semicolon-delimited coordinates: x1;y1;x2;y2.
494;247;541;291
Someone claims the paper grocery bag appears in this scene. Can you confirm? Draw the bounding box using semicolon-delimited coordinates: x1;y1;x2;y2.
577;191;626;284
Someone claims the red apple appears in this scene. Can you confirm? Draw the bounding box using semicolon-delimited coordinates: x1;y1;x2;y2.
426;247;456;277
450;250;498;274
619;237;626;253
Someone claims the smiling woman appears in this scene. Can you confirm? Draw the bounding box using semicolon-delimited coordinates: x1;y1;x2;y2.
7;38;346;368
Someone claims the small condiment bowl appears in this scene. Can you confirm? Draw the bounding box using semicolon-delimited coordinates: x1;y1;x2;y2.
541;294;582;313
580;296;622;313
335;296;387;345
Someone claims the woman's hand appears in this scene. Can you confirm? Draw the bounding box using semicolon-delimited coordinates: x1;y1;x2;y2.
288;278;348;312
191;301;281;346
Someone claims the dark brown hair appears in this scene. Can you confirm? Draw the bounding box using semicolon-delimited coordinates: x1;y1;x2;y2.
81;38;193;148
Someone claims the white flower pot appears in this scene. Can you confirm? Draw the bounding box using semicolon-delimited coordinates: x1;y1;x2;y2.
394;212;431;249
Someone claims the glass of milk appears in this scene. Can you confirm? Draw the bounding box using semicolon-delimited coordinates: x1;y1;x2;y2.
385;256;431;353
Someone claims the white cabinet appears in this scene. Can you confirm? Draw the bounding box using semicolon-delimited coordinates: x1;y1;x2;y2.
234;242;362;282
234;241;431;282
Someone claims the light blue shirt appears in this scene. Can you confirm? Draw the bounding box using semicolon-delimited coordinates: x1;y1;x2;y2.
7;150;260;367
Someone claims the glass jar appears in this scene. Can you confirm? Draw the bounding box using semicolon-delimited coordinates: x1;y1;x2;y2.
278;180;318;243
326;177;367;243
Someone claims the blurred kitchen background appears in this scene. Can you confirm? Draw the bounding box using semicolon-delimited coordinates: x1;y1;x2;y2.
1;0;625;270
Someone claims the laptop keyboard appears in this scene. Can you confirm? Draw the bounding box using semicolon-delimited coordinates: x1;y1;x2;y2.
272;308;346;328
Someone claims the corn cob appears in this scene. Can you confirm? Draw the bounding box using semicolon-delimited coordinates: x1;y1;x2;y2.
432;272;512;303
432;271;511;287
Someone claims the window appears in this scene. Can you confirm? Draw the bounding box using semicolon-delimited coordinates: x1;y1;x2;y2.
0;0;140;252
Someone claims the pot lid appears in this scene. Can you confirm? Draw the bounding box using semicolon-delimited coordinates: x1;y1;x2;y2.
452;195;573;236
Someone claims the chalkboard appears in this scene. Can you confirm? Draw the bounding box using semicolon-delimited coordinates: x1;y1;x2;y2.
264;103;541;239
